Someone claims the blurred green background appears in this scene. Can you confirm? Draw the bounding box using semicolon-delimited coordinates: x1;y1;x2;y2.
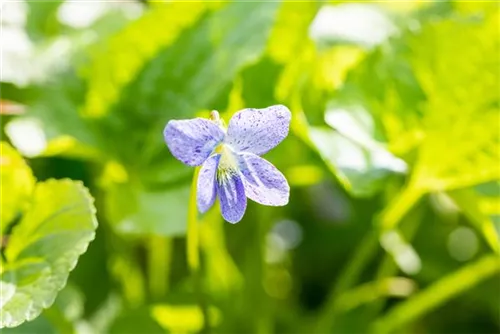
1;1;499;333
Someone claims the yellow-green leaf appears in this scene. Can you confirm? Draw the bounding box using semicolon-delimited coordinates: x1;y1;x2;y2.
81;2;214;118
0;142;35;233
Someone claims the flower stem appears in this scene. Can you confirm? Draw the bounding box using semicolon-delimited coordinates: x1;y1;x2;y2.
187;167;211;332
187;168;201;272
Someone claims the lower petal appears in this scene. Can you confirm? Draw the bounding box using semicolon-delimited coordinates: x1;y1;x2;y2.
197;154;220;213
217;171;247;224
238;152;289;206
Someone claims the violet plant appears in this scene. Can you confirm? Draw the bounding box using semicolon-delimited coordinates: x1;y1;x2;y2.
164;105;291;223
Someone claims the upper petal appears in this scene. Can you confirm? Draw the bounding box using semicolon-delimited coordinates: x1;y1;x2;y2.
217;170;247;224
238;152;289;206
226;105;291;155
197;154;220;213
164;118;225;166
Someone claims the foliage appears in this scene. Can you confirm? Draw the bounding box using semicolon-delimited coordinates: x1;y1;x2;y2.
0;143;97;328
1;1;499;333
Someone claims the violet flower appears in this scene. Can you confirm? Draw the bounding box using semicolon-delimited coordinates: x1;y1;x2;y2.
164;105;291;223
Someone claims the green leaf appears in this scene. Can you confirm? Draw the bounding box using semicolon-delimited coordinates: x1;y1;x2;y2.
81;2;215;119
0;142;35;234
376;13;500;229
266;1;321;64
309;106;407;197
0;180;98;328
338;42;426;156
406;15;500;192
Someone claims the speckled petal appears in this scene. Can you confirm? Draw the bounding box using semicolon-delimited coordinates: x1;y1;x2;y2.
226;105;291;155
164;118;225;166
197;154;220;213
238;152;289;206
217;170;247;224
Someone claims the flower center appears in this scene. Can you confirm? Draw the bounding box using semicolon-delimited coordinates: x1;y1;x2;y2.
214;143;238;182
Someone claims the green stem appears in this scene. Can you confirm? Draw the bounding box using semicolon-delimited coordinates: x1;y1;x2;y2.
187;167;210;332
187;168;201;272
372;254;500;334
147;235;172;300
379;184;423;230
334;277;416;314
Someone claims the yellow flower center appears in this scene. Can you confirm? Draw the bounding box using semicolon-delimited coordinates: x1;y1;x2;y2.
214;144;238;182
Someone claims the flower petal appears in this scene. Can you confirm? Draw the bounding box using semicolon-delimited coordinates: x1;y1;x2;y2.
226;105;291;155
164;118;225;166
197;154;220;213
217;171;247;223
238;152;289;206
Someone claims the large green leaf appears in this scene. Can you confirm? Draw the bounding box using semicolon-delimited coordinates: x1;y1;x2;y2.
406;13;500;191
81;2;215;119
0;142;35;234
0;180;98;328
374;12;500;228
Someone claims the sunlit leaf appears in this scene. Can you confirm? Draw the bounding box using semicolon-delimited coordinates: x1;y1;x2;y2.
0;180;97;328
81;2;213;118
0;142;35;234
308;106;407;197
267;1;320;64
378;13;500;228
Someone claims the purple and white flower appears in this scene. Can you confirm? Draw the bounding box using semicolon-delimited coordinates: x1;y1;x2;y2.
164;105;291;223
